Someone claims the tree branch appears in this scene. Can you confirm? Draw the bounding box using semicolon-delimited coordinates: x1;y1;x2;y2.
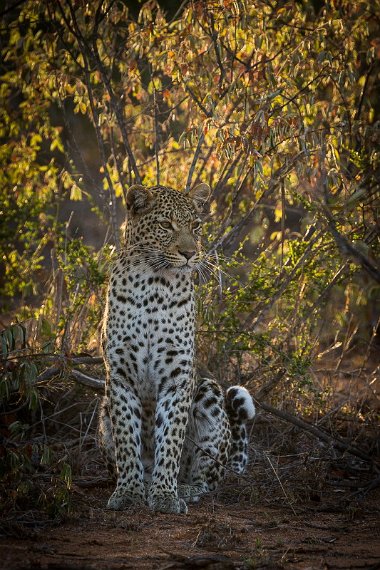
255;398;377;466
185;131;205;193
70;369;104;389
321;203;380;284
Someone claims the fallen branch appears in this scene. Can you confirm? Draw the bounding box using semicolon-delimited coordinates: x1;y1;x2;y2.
65;355;103;365
160;552;234;569
36;365;61;384
34;356;104;385
73;476;110;488
255;398;377;466
70;369;104;390
3;352;103;365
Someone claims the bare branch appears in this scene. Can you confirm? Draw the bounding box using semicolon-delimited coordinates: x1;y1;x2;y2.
185;84;212;118
71;369;104;389
185;131;205;193
152;75;160;185
320;203;380;284
208;12;225;85
110;127;128;206
255;369;287;400
256;399;377;466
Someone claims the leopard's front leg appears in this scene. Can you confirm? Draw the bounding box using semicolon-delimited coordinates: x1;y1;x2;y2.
107;378;146;510
148;383;192;514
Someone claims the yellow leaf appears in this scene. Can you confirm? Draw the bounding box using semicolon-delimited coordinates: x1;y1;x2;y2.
274;204;282;223
70;184;82;201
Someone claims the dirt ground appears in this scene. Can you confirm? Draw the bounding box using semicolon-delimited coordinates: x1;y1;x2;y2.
2;477;380;570
1;355;379;569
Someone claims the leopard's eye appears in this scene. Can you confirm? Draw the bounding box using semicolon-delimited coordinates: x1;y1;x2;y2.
159;221;173;230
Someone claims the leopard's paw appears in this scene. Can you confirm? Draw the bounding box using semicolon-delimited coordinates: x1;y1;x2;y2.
178;483;208;503
148;493;188;514
106;487;146;510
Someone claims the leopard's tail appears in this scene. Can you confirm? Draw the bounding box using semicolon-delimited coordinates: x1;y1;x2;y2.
225;386;256;474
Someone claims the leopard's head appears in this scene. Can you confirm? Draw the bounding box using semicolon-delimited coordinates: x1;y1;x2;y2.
123;183;211;271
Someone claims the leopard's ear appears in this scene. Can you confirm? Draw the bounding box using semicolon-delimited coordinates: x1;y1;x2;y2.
126;185;155;215
189;183;211;214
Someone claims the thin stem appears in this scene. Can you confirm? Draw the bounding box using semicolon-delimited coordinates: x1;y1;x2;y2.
152;74;160;185
185;131;205;193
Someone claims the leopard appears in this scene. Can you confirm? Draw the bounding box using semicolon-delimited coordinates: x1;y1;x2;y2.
98;182;255;514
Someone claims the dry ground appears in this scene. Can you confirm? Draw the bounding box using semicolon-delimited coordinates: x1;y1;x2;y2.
2;472;379;570
1;355;379;569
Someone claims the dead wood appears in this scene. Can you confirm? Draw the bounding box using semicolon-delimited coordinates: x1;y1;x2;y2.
255;398;377;467
70;369;104;389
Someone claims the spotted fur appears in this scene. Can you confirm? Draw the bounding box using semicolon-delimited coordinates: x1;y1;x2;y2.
98;183;255;514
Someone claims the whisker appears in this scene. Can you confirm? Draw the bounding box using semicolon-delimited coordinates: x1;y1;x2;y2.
202;258;231;280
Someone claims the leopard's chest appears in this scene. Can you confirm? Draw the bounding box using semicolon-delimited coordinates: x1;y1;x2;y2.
105;267;196;391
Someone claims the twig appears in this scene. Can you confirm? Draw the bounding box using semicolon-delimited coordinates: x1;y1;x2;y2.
263;451;296;515
208;12;225;85
67;355;103;365
354;62;374;122
213;159;252;246
184;84;212;118
255;369;287;400
359;315;380;379
79;400;98;451
89;44;142;184
214;249;223;301
309;262;349;313
185;131;205;193
83;65;120;249
211;151;306;252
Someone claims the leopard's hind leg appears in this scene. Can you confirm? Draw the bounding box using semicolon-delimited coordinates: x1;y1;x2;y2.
179;377;231;502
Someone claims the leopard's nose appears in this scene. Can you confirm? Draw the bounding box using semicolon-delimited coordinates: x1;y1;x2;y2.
179;249;196;260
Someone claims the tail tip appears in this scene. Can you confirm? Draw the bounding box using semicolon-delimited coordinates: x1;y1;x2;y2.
226;386;256;421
